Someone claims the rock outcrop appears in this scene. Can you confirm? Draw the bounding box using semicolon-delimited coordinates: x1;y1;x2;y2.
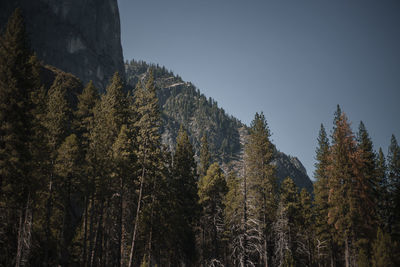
0;0;124;91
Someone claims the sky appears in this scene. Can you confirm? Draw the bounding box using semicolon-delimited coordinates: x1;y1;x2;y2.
117;0;400;179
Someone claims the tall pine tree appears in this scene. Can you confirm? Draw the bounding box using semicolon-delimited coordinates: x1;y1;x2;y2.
171;126;200;265
387;135;400;242
0;8;43;266
244;112;277;266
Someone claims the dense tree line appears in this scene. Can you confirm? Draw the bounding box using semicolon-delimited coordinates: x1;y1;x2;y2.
1;10;399;267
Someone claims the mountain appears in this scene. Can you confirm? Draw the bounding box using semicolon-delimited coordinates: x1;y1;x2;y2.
0;0;124;91
0;1;313;191
125;60;314;192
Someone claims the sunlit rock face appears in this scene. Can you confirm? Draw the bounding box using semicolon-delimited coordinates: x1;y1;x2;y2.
0;0;124;91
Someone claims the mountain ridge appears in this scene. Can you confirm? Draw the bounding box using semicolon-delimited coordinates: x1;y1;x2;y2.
125;60;313;192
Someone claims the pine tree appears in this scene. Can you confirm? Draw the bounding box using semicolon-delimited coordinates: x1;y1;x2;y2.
298;188;314;266
198;163;228;265
327;113;353;266
0;8;42;266
328;113;375;266
313;124;334;266
43;72;76;265
354;121;378;253
244;112;277;266
224;171;245;266
371;228;396;267
376;148;389;230
86;71;128;266
74;80;99;266
273;177;301;266
112;124;135;266
171;126;200;265
128;70;162;267
387;135;400;242
54;134;82;265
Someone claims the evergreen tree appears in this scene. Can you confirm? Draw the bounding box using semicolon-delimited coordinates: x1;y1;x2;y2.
387;135;400;242
273;177;301;266
328;113;364;267
112;124;136;266
85;71;128;266
244;112;277;266
371;228;396;267
354;121;378;253
376;148;389;230
224;171;245;266
0;8;43;266
74;80;99;266
54;134;82;265
171;126;200;265
128;70;162;267
298;188;314;266
327;113;354;266
43;72;76;265
198;163;228;265
313;124;335;266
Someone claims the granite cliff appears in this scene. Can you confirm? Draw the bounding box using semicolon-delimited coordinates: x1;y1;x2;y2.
0;0;124;91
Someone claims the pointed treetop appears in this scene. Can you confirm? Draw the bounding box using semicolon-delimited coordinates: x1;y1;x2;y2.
357;121;374;152
146;68;155;92
77;80;99;113
107;71;124;95
388;134;400;173
250;111;271;137
317;123;329;149
0;8;31;61
333;104;342;127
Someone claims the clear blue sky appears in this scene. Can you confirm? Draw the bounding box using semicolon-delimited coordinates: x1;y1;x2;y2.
117;0;400;179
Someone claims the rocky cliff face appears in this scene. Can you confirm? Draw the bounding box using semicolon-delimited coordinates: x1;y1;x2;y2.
0;0;124;91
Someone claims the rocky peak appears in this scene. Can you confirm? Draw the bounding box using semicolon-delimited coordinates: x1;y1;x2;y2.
0;0;124;91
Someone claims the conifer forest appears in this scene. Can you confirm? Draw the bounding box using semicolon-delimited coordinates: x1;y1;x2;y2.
1;8;400;267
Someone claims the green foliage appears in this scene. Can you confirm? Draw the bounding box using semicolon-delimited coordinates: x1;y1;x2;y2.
371;228;396;267
387;135;400;241
244;112;277;265
357;248;369;267
198;163;228;264
0;9;42;266
199;134;211;177
171;126;200;264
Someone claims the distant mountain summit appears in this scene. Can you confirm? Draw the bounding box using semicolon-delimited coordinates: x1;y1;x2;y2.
125;60;313;192
0;0;124;91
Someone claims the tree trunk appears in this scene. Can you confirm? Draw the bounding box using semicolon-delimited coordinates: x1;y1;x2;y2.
83;183;90;266
345;235;349;267
147;182;156;266
15;210;23;267
87;192;95;267
243;167;248;265
15;193;32;267
91;199;104;267
128;164;146;267
44;173;54;266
